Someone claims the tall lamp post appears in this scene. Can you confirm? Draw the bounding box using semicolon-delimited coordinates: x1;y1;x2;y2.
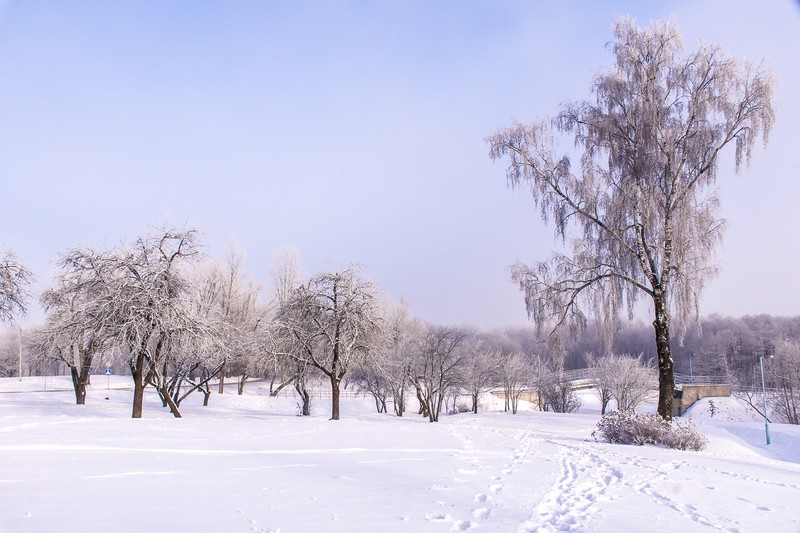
689;352;694;383
759;354;773;445
18;325;23;382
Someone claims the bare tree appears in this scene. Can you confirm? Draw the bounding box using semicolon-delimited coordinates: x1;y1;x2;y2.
409;325;470;422
270;247;302;308
585;353;613;415
258;320;316;414
770;340;800;424
589;353;656;413
192;245;263;396
461;339;500;414
498;351;532;414
0;251;32;323
0;327;24;377
487;18;774;419
276;267;380;420
539;366;582;414
351;363;391;413
35;277;111;404
374;300;424;417
259;247;312;407
56;228;204;418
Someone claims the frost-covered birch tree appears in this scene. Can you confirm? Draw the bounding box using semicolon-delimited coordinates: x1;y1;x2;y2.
487;18;774;419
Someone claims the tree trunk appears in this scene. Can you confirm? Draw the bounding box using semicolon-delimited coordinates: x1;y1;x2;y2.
131;351;146;419
218;363;225;394
70;366;86;405
414;386;429;418
330;374;341;420
394;386;405;417
472;393;478;414
433;392;444;422
294;379;310;416
238;374;248;395
270;374;296;397
653;295;675;420
161;385;182;418
373;394;382;413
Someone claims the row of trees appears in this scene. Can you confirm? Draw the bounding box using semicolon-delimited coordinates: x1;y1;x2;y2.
1;228;662;422
2;227;796;424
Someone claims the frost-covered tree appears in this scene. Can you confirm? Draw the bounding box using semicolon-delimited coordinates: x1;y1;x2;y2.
461;339;500;414
36;274;112;404
167;249;263;408
193;244;262;396
351;362;391;414
55;228;204;418
351;299;425;415
539;365;582;414
0;251;32;323
487;18;774;419
0;327;24;377
276;267;380;420
260;247;313;408
498;351;533;414
270;247;302;309
770;340;800;425
409;325;470;422
585;353;613;415
589;353;656;413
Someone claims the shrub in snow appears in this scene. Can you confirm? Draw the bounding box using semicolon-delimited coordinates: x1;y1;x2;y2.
593;411;707;451
449;402;472;415
708;399;717;418
662;421;709;451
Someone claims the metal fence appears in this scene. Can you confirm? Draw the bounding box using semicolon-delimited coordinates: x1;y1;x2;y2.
673;373;729;385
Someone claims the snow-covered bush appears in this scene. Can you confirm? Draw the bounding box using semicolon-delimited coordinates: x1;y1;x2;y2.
449;402;472;415
593;411;707;451
662;421;709;451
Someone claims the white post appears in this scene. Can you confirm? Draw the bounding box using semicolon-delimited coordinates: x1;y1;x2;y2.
18;325;23;381
760;355;771;445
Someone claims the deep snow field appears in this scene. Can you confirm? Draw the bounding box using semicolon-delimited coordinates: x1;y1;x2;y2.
1;376;799;533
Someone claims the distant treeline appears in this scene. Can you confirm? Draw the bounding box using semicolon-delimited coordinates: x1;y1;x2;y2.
496;314;800;386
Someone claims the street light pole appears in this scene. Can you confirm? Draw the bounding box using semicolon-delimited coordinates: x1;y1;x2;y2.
18;325;23;382
689;352;694;383
759;355;771;445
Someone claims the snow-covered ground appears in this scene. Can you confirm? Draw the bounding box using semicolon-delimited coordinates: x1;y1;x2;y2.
1;376;798;532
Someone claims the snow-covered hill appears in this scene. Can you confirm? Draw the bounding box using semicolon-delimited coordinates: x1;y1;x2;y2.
1;376;798;532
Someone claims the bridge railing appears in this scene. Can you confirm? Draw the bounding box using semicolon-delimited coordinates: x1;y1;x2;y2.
673;373;729;385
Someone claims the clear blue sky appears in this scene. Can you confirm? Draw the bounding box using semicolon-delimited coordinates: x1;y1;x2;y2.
1;0;798;329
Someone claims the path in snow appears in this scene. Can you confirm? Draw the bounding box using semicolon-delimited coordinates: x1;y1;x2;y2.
418;413;800;533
